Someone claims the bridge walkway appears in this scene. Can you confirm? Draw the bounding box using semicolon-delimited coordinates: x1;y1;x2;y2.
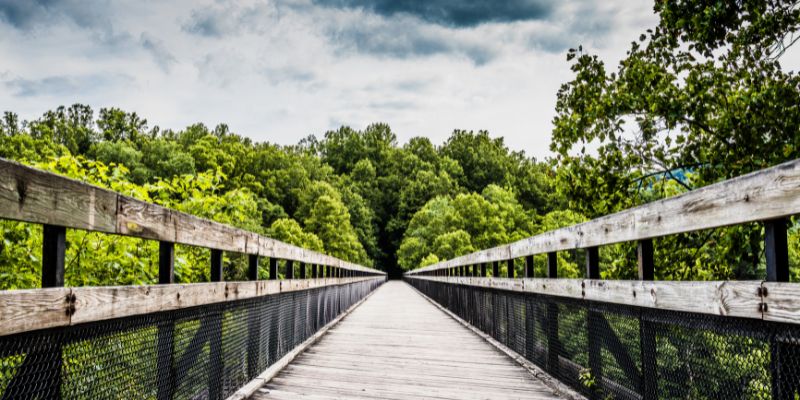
249;281;565;400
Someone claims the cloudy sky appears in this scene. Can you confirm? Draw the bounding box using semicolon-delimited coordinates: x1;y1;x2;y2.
0;0;658;159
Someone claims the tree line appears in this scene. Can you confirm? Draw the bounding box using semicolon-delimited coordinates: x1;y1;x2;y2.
2;0;800;289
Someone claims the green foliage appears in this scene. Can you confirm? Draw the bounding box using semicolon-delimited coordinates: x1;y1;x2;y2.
398;186;534;270
269;218;324;252
551;0;800;280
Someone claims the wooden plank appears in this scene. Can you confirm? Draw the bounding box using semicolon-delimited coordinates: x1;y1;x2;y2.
0;158;117;232
407;276;764;320
0;277;382;334
249;281;568;400
411;157;800;273
117;195;256;254
0;287;72;336
763;282;800;324
0;158;382;276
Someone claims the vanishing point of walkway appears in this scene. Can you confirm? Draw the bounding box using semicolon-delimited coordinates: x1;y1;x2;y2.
250;281;564;400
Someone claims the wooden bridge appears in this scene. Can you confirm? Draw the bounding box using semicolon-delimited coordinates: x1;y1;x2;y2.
2;157;800;399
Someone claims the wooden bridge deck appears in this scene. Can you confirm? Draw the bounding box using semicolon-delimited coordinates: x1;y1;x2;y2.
250;281;565;400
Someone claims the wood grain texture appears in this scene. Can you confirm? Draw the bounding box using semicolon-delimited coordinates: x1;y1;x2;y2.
407;276;765;320
0;158;382;276
249;281;566;400
0;287;72;336
0;158;117;232
762;282;800;324
0;277;384;335
410;157;800;274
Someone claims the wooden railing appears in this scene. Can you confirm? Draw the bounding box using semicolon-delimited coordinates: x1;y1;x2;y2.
0;156;384;335
405;158;800;399
406;157;800;324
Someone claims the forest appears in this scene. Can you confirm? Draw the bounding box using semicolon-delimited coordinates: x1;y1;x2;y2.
2;0;800;289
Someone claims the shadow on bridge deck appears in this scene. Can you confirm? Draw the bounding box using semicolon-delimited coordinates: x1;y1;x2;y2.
249;281;568;400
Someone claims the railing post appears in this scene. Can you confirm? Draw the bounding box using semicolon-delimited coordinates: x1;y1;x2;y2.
248;254;259;280
637;239;654;281
507;259;514;278
585;247;602;398
312;264;318;278
766;219;790;282
210;249;223;282
270;258;279;280
209;249;224;400
766;219;794;399
42;225;66;288
326;265;331;278
41;224;66;398
492;261;499;277
156;242;176;400
481;263;487;277
299;262;306;279
286;260;294;279
546;252;560;376
638;240;657;400
525;255;534;278
246;253;261;379
585;247;599;279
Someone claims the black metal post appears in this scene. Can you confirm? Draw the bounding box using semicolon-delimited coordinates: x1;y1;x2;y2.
546;251;559;375
208;248;224;399
210;249;223;282
525;255;534;278
766;219;790;282
326;265;331;278
766;219;794;399
42;225;66;288
637;239;654;281
585;247;599;279
638;239;657;400
299;262;306;279
246;252;261;379
248;254;259;281
481;263;487;277
492;261;499;277
507;259;514;278
269;258;279;280
312;264;318;278
157;242;176;400
285;260;294;279
40;224;66;398
547;252;558;278
585;246;602;398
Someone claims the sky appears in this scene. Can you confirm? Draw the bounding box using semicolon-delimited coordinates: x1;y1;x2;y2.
0;0;659;159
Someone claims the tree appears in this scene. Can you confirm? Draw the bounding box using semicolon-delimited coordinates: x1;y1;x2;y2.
269;218;324;252
97;108;148;143
550;0;800;280
441;130;514;193
27;104;97;154
304;195;371;266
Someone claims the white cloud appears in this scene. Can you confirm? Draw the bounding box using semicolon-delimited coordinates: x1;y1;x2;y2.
0;0;659;159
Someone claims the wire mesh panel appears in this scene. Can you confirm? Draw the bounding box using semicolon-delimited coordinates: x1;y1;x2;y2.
406;278;800;400
0;279;382;400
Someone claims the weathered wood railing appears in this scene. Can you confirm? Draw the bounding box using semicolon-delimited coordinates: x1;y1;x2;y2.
0;158;385;399
405;158;800;400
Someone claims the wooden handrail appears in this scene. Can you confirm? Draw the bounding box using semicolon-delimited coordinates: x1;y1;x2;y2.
0;276;384;337
403;276;800;322
408;157;800;274
0;158;383;275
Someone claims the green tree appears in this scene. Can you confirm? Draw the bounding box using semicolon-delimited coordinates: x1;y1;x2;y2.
550;0;800;280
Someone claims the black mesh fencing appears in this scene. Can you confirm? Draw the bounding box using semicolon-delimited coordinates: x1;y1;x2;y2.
0;278;382;399
407;278;800;400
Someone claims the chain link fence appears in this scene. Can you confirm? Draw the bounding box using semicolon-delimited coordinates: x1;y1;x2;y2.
0;279;382;400
407;278;800;400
